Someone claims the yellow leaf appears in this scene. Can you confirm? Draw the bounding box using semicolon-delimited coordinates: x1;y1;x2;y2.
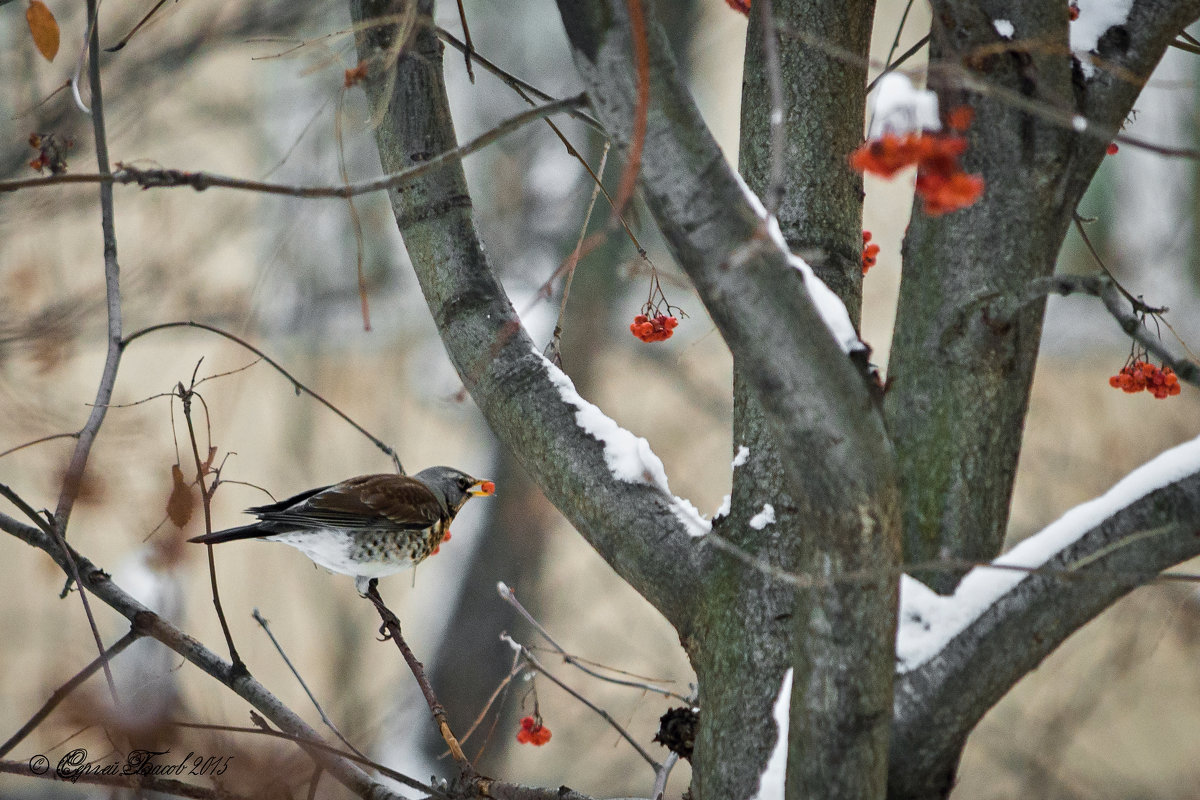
166;464;195;528
26;1;59;62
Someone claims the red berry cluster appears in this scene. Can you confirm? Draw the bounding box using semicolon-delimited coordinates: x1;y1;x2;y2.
430;530;451;556
1068;2;1080;21
516;715;552;746
862;231;880;275
724;0;750;13
630;313;678;343
849;130;984;216
1109;360;1181;398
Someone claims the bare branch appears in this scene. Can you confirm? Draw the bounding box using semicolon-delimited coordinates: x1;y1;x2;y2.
348;0;710;634
0;96;586;200
362;582;472;773
0;511;405;800
122;321;403;473
0;629;141;759
251;609;368;760
500;633;660;771
54;0;124;535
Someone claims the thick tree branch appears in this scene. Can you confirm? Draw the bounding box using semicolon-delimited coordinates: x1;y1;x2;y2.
554;0;892;533
889;447;1200;799
556;2;899;798
347;0;708;635
884;0;1200;593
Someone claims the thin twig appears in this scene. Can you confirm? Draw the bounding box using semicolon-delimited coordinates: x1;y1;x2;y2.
614;0;649;218
0;513;406;800
501;633;660;770
453;652;522;759
0;629;142;758
363;582;474;775
0;431;80;460
55;0;124;536
866;34;930;92
251;609;368;760
435;28;604;133
179;382;244;671
121;320;403;472
497;583;690;702
335;88;371;331
883;0;917;69
1002;274;1199;389
0;96;587;200
0;484;119;705
172;721;440;796
453;0;475;82
652;751;680;800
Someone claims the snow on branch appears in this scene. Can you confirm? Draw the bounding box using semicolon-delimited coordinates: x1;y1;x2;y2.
896;433;1200;673
734;174;865;355
534;349;711;537
751;668;793;800
1071;0;1135;78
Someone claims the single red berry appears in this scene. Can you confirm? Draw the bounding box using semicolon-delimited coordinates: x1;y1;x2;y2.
1106;142;1119;155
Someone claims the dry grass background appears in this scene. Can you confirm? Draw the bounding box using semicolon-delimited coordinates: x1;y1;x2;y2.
2;1;1200;798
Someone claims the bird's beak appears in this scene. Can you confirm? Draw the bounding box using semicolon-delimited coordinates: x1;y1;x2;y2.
469;480;496;497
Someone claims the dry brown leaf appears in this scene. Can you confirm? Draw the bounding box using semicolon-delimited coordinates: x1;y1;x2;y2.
166;463;195;528
26;1;60;62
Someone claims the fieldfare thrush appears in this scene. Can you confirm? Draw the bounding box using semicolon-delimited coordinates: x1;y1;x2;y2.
188;466;495;592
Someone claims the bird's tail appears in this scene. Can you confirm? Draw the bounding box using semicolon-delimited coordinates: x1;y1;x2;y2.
188;524;268;545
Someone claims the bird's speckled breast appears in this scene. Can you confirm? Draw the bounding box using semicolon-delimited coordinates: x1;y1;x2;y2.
271;520;447;579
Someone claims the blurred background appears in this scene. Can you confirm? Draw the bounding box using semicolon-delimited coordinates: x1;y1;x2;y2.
1;1;1199;797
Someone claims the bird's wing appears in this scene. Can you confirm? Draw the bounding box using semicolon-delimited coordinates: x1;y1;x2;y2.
261;474;443;530
245;484;332;516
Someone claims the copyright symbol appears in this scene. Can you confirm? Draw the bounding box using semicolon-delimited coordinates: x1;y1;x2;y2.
29;755;49;775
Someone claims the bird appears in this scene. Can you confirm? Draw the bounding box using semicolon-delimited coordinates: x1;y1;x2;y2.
188;467;495;593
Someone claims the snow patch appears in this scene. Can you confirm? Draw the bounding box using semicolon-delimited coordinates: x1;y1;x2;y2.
536;349;711;537
787;253;865;353
751;668;793;800
896;433;1200;673
734;173;865;355
1070;0;1135;78
993;19;1014;39
732;446;750;468
749;504;776;530
868;72;940;138
714;494;732;520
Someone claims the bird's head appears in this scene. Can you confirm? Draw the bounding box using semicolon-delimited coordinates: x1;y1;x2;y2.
416;466;495;514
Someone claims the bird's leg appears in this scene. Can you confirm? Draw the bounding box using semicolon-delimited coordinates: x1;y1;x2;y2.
362;579;397;640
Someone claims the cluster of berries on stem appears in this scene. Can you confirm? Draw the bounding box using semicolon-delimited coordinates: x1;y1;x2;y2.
516;714;552;746
1109;360;1181;398
849;106;984;216
862;231;880;275
630;266;684;343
